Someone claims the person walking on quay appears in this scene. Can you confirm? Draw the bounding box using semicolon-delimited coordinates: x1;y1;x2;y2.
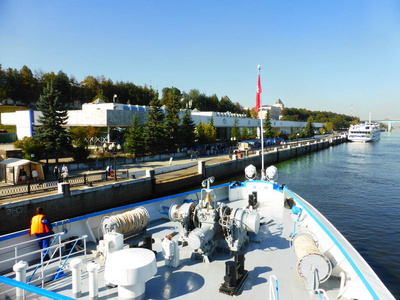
61;164;68;182
30;207;54;261
53;165;59;180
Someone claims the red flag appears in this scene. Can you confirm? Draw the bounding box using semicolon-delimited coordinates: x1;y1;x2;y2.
255;74;262;112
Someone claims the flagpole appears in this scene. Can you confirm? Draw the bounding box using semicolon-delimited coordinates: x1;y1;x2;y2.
257;65;265;180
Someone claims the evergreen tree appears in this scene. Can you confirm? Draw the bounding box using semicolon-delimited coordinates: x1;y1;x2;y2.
35;80;70;163
164;90;181;150
231;115;241;141
251;127;257;138
179;109;196;148
304;116;315;137
264;110;276;138
242;127;250;140
143;94;167;154
125;113;145;156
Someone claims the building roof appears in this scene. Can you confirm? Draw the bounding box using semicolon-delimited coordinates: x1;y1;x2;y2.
0;158;41;167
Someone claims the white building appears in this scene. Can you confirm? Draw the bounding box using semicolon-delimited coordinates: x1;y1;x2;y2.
259;98;285;120
1;101;323;141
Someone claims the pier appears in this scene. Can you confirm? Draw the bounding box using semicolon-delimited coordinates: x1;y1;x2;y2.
0;135;346;235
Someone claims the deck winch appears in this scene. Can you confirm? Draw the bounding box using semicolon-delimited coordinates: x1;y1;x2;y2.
169;176;260;261
293;233;332;291
97;207;150;258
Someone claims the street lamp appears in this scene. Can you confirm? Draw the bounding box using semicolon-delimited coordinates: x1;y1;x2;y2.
109;143;121;181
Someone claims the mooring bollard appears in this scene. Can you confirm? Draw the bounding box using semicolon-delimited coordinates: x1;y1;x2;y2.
70;258;83;298
87;262;100;300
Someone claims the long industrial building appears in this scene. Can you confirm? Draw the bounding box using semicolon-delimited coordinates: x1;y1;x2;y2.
1;102;323;142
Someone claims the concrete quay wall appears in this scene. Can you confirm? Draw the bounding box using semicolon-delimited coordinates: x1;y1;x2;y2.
0;136;345;235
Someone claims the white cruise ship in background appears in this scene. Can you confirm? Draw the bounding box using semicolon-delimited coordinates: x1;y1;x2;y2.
348;121;381;142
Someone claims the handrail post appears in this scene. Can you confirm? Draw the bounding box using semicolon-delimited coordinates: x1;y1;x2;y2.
27;182;31;194
13;260;29;299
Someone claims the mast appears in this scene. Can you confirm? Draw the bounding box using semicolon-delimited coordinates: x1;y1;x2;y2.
257;65;265;179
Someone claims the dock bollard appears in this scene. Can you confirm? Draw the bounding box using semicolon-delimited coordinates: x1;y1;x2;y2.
13;260;28;299
198;161;205;175
87;262;100;300
70;258;82;298
146;169;155;178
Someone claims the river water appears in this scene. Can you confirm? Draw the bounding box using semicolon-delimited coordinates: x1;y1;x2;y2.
225;132;400;298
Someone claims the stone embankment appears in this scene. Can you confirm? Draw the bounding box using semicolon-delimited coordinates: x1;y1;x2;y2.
0;135;346;235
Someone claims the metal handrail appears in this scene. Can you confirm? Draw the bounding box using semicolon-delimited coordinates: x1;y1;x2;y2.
25;235;88;287
0;233;87;288
0;170;129;198
0;232;66;267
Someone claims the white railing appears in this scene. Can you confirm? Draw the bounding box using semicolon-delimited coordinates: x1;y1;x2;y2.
269;275;279;300
0;233;87;288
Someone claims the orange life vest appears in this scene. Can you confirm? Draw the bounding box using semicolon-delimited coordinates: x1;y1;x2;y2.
30;214;49;235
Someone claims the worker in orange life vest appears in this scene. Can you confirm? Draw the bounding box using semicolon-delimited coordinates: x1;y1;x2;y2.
30;207;54;260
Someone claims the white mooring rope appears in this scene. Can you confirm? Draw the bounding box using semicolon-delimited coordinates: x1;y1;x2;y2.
103;207;149;234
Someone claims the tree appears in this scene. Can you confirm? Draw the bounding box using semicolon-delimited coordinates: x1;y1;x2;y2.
264;110;276;138
203;122;217;144
143;94;166;154
34;80;70;164
19;66;38;106
331;116;347;131
196;121;207;144
179;109;196;148
69;127;90;148
231;115;241;141
14;137;44;161
324;122;334;133
163;87;181;150
81;76;99;102
242;127;250;140
218;96;235;112
288;126;296;140
125;113;145;156
196;121;217;144
304;116;315;137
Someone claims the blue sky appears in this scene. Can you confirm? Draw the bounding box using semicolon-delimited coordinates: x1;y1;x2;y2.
1;0;399;120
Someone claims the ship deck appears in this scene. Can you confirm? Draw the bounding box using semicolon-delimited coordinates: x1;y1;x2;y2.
32;199;341;300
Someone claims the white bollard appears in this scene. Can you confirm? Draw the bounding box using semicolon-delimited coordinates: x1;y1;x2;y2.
13;261;28;299
198;161;205;175
70;258;82;298
146;169;155;178
87;262;100;300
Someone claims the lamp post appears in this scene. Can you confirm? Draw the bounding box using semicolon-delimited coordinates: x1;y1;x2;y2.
109;143;121;181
